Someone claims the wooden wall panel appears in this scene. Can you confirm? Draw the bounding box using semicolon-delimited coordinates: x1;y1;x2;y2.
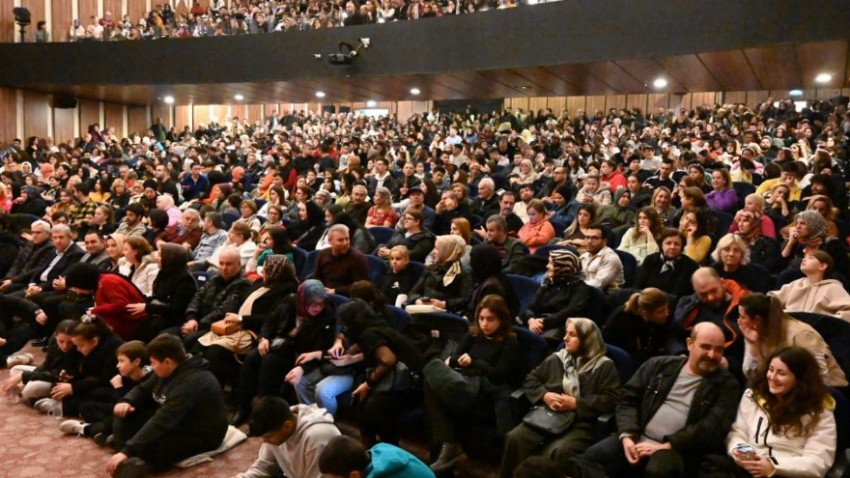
691;92;718;107
626;94;647;113
547;97;565;115
0;4;14;43
52;0;74;42
104;103;124;137
746;90;769;109
23;91;49;139
246;105;263;124
606;95;627;110
53;106;77;145
20;0;45;43
816;88;842;100
193;105;209;127
151;104;171;128
79;100;100;134
128;2;148;23
0;88;17;142
528;97;547;113
586;96;607;114
566;96;586;115
78;0;99;28
175;105;191;130
104;0;123;19
724;91;747;104
211;105;228;124
647;93;670;112
128;106;149;136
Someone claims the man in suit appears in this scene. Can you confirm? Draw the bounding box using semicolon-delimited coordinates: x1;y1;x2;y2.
19;223;84;299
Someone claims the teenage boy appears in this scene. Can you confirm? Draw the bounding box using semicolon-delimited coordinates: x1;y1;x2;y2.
319;435;435;478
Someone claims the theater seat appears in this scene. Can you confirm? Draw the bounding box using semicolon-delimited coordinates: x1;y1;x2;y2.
507;274;539;315
365;254;388;284
614;250;637;288
299;250;320;281
368;226;395;245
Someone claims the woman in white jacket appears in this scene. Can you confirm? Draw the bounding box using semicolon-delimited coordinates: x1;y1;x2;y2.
770;251;850;322
722;347;836;478
121;236;160;297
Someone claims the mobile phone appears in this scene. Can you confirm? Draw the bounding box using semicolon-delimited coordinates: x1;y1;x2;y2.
734;443;756;460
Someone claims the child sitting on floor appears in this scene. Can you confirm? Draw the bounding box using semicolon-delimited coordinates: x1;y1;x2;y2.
59;340;149;445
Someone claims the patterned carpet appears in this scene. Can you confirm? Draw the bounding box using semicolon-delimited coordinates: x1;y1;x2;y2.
0;344;497;477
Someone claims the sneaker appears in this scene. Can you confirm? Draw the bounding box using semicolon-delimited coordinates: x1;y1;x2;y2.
34;397;60;414
60;419;88;436
429;442;467;473
93;432;115;448
6;353;34;368
114;457;150;478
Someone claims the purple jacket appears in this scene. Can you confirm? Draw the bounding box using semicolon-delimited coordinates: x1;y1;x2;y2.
706;188;738;213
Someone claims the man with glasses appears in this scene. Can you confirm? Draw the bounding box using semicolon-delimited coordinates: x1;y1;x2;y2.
0;220;55;294
579;225;623;291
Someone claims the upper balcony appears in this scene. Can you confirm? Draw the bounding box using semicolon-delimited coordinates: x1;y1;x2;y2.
1;0;848;105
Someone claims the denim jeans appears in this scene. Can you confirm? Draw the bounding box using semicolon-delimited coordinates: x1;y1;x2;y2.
294;368;354;415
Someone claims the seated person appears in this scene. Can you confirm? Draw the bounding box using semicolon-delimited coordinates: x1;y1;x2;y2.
237;396;341;478
710;234;768;293
406;235;472;315
517;200;555;254
106;334;228;477
377;245;419;307
556;204;597;254
598;189;635;230
1;320;78;404
500;318;620;478
468;244;520;319
679;208;712;265
602;288;672;365
482;215;528;274
770;251;850;321
319;435;435;478
737;293;847;387
580;224;624;291
583;323;740;478
523;249;591;341
634;228;700;299
424;295;524;473
617;207;662;265
733;209;780;273
375;208;436;263
714;347;836;478
312;224;369;296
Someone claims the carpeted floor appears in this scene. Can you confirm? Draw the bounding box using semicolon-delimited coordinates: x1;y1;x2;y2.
0;343;497;477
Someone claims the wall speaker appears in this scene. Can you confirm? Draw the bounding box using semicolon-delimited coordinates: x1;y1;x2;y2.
51;96;78;109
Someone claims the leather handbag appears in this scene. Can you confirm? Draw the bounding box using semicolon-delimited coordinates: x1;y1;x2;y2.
522;406;575;435
211;319;240;336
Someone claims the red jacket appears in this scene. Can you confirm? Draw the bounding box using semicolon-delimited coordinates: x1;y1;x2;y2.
92;273;148;341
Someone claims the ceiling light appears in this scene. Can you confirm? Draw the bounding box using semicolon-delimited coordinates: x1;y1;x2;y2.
789;89;803;97
410;87;421;96
234;94;244;101
366;100;377;108
652;78;668;89
163;96;175;105
315;91;326;98
815;73;832;84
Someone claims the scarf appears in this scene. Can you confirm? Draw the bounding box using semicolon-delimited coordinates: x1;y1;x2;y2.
263;254;294;287
542;249;581;287
434;235;467;287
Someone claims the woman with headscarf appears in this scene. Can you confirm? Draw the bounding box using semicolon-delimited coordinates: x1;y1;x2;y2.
500;318;620;478
233;279;337;425
598;189;636;230
103;233;126;273
126;243;198;342
468;244;520;319
292;200;326;252
406;235;472;315
523;249;592;342
780;210;849;276
200;255;300;391
246;226;295;282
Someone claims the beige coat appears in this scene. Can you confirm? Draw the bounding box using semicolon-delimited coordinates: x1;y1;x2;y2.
770;278;850;322
771;318;847;388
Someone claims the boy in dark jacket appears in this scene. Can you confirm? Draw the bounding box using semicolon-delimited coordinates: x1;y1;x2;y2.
106;334;228;477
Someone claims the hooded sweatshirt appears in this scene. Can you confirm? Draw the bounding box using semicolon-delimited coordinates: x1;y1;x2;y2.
236;404;340;478
770;278;850;322
366;443;435;478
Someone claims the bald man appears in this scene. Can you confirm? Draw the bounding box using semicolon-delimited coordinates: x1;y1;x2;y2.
672;267;749;378
583;322;740;478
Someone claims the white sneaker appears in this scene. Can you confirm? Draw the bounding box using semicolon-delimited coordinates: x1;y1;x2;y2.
60;420;88;436
6;353;34;368
34;397;60;414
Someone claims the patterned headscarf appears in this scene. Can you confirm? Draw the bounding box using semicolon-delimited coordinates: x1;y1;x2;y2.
544;249;581;286
434;235;467;286
263;254;295;287
796;210;828;244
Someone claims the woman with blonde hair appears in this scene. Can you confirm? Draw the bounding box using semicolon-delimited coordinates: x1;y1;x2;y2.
710;233;765;292
602;287;670;364
365;187;399;227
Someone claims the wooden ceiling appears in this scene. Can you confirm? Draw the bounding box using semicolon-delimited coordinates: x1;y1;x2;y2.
24;40;850;106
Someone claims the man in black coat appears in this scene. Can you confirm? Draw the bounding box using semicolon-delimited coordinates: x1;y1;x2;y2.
582;322;740;478
107;334;228;476
1;219;55;294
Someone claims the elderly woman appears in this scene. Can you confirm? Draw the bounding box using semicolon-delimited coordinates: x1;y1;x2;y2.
710;233;766;292
781;210;849;275
770;251;850;322
617;207;661;265
729;193;776;239
425;295;525;473
235;199;262;233
523;250;591;341
705;168;738;213
406;235;472;315
500;318;620;478
518;199;556;254
509;159;538;186
738;293;847;387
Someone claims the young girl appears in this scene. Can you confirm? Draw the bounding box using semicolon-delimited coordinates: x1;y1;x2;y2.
59;340;149;443
1;320;79;404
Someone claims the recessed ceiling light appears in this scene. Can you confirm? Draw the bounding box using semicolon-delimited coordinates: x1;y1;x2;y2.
315;91;326;98
410;87;421;95
163;96;175;105
789;89;803;97
234;94;244;101
815;73;832;84
366;100;377;108
653;78;668;89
